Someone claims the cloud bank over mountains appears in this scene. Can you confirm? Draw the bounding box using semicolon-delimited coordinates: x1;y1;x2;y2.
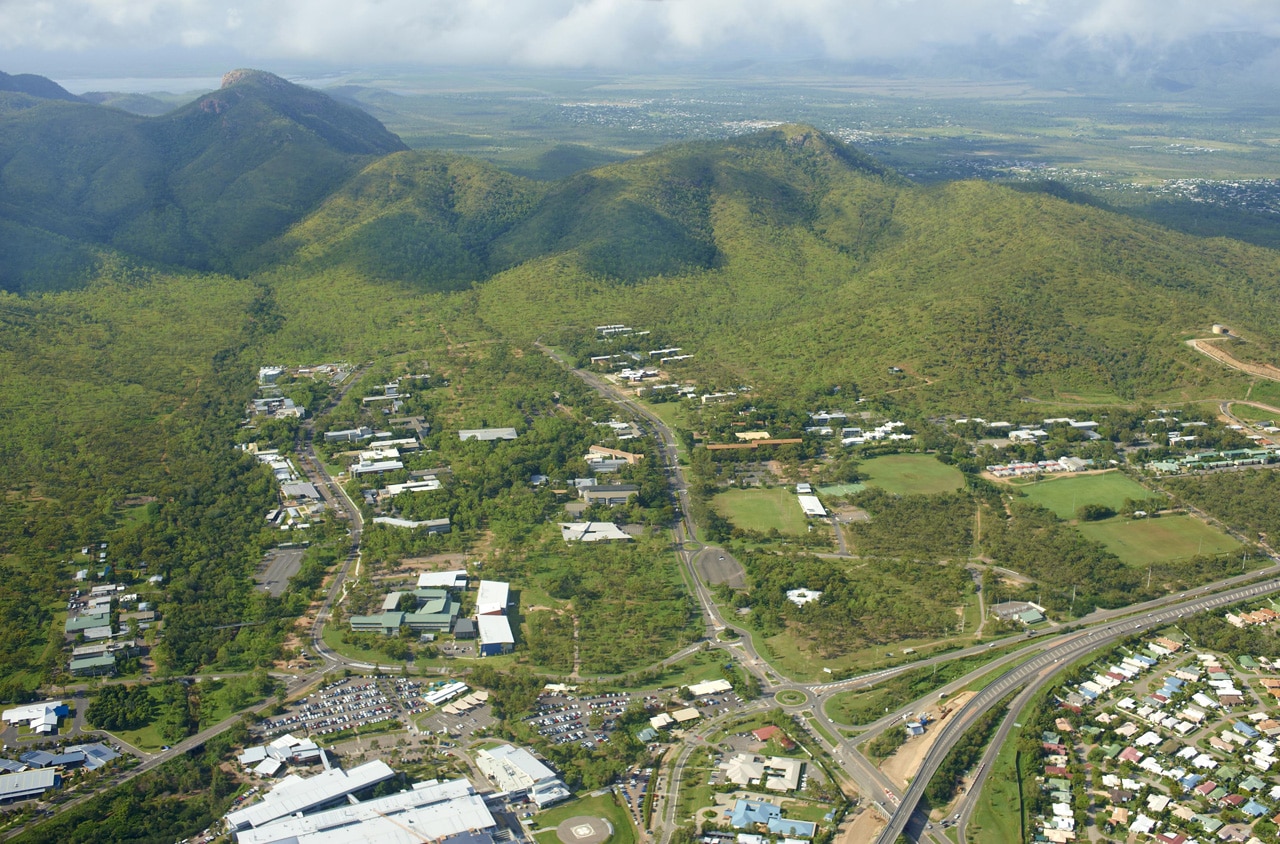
4;0;1280;72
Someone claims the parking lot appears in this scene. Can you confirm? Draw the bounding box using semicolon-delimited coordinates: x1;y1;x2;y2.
525;691;637;749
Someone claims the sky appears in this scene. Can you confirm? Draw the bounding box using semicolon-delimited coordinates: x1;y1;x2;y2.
3;0;1280;79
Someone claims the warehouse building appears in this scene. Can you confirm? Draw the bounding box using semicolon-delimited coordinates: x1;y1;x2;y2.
477;615;514;656
0;769;59;803
476;580;510;616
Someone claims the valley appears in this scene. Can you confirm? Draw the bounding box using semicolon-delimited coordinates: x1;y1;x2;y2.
5;66;1280;844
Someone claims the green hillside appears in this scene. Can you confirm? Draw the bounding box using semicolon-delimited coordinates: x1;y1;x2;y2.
468;127;1280;403
0;69;406;290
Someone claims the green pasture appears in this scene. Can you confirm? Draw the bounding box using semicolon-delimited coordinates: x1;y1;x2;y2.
858;454;963;496
713;488;808;535
1015;471;1156;519
816;483;865;497
1078;514;1239;565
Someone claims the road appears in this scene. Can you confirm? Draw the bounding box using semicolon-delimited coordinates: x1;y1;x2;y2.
873;574;1280;844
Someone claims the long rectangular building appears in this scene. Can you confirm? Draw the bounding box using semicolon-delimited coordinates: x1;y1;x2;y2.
233;777;495;844
0;769;59;803
225;760;396;832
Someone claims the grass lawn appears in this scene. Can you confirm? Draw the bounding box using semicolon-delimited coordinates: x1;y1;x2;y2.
967;712;1026;843
1015;471;1156;520
859;455;963;496
534;792;636;844
713;488;808;535
1078;514;1240;565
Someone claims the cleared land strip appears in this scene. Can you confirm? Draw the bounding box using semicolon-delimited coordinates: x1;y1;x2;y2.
1188;337;1280;381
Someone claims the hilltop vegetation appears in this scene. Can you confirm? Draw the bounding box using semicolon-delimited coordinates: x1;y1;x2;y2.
0;69;405;290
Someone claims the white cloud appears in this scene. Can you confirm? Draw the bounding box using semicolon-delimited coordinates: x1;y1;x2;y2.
2;0;1279;68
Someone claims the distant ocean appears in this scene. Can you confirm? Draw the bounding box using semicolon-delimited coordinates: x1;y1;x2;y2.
55;74;350;95
55;76;226;95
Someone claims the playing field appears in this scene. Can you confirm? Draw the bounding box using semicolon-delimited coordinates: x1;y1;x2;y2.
859;454;964;496
1017;471;1156;520
1078;514;1240;565
713;488;808;534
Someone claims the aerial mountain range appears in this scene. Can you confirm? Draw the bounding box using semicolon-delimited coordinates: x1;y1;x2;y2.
2;68;1279;401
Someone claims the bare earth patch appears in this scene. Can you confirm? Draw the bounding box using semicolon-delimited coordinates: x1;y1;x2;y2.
838;808;885;844
879;690;977;789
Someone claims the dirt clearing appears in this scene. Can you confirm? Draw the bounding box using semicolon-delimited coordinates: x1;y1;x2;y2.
879;691;976;789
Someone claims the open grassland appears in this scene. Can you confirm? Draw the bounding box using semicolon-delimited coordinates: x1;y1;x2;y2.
713;488;808;535
1078;514;1239;566
1015;471;1155;519
859;455;963;496
762;600;980;683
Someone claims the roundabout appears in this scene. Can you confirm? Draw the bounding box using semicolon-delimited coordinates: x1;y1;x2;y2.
775;689;808;706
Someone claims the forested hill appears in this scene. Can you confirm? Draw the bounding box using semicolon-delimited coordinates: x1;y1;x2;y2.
0;69;406;290
5;92;1280;399
0;71;80;102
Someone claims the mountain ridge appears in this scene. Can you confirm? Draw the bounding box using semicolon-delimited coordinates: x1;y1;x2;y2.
0;68;406;289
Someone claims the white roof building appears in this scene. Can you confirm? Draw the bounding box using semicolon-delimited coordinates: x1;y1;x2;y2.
786;589;823;607
688;679;734;697
559;522;632;542
797;495;826;517
234;777;496;844
475;745;569;808
1;701;63;735
225;760;397;831
476;580;510;616
418;570;468;589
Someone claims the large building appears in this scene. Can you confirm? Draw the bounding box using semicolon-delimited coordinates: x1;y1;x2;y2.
232;776;496;844
458;428;518;442
225;760;396;832
477;615;514;656
475;580;510;616
0;769;59;803
579;484;639;506
2;701;65;736
474;745;570;808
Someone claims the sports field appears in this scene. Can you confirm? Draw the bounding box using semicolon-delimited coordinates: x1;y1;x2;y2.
859;454;964;496
713;488;808;534
1017;471;1156;520
1078;514;1239;565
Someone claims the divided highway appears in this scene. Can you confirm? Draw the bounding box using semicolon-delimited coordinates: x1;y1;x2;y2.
874;576;1280;844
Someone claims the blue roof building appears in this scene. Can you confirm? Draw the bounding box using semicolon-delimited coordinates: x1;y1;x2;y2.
768;818;817;838
728;800;780;829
